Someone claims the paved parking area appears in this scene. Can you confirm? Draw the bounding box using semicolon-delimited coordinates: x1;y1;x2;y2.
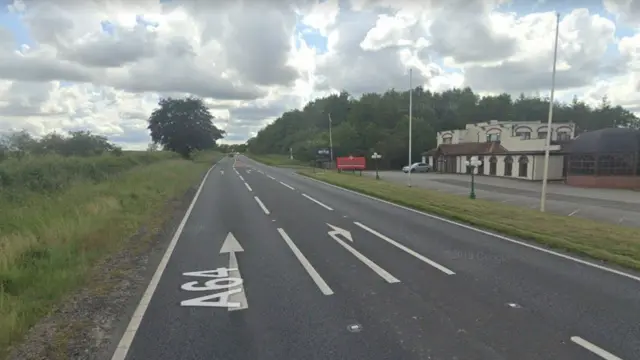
364;171;640;228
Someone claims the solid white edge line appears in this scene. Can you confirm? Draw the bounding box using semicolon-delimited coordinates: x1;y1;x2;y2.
279;181;295;190
302;193;334;211
254;196;270;215
570;336;623;360
277;228;334;295
333;235;400;283
296;174;640;283
354;221;455;275
111;163;217;360
244;182;253;192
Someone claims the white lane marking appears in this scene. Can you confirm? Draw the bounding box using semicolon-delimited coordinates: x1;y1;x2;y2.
277;228;334;295
302;193;334;211
254;196;270;215
111;164;217;360
297;174;640;283
238;175;245;181
327;224;400;283
267;175;276;180
570;336;623;360
568;209;581;216
279;181;295;190
617;217;625;224
227;252;248;311
354;222;455;275
244;182;253;192
221;170;224;175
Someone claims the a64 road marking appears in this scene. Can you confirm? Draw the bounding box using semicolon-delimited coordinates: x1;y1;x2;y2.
180;268;244;308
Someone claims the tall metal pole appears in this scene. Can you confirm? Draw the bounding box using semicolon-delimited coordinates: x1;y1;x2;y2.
328;113;334;167
540;12;560;212
407;68;413;187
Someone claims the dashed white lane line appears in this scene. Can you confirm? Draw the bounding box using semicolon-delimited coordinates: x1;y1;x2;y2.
244;182;253;192
267;174;276;180
277;228;334;296
238;175;245;181
254;196;270;215
570;336;623;360
354;221;455;276
279;181;295;190
302;194;334;211
568;209;581;216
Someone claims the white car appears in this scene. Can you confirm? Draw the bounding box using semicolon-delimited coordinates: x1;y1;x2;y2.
402;162;431;173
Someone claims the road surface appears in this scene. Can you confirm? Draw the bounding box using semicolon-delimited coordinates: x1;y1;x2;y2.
112;155;640;360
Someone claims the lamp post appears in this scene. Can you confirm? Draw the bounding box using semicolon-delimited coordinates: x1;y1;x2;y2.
371;152;382;180
464;156;483;199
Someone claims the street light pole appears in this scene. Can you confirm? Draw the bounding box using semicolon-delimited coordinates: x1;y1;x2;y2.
540;12;561;212
465;156;482;199
407;68;413;187
328;112;334;168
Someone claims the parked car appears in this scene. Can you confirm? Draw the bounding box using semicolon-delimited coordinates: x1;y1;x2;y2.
402;162;431;173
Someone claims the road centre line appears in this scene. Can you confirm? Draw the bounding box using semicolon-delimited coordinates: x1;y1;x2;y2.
354;222;455;275
277;228;334;296
279;181;295;190
302;194;334;211
254;196;270;215
570;336;623;360
267;174;276;180
111;164;217;360
297;174;640;283
238;175;245;181
244;182;253;192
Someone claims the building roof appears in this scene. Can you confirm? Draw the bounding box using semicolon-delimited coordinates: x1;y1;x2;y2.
422;142;508;156
566;128;640;154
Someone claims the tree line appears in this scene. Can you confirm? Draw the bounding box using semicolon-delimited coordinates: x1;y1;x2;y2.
246;87;640;169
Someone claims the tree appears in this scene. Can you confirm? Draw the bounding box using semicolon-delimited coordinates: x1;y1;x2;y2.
247;86;640;169
147;97;225;158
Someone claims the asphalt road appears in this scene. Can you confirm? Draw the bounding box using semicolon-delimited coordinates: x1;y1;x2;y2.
364;171;640;228
112;155;640;360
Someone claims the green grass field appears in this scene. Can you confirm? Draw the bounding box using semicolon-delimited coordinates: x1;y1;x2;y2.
298;170;640;272
0;151;222;358
245;153;309;168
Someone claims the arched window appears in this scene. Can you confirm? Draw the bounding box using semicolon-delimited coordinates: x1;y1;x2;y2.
504;155;513;176
489;156;497;175
518;155;529;177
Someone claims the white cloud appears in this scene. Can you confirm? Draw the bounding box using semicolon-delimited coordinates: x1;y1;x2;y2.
0;0;638;149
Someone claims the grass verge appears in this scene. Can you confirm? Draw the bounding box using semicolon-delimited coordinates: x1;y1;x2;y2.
0;151;222;358
298;170;640;272
246;153;309;168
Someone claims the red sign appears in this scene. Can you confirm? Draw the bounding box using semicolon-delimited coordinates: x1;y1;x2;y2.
336;156;366;170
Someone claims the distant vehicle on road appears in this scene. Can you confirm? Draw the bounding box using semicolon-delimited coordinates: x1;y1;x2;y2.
402;162;431;173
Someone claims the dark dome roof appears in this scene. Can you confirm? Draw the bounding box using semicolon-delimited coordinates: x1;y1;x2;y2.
567;128;640;154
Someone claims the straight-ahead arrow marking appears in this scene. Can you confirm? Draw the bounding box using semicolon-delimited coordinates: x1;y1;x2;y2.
220;233;248;311
327;224;400;284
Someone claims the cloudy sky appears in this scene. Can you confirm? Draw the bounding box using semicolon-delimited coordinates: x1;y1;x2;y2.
0;0;639;149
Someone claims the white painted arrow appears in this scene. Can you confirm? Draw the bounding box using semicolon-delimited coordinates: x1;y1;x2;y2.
326;224;399;283
219;233;248;311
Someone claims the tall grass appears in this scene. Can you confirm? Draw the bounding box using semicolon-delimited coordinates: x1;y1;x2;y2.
0;150;221;358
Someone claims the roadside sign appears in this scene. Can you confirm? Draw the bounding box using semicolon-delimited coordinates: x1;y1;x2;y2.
336;156;366;170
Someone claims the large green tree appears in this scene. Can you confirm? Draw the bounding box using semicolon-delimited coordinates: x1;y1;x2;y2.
148;97;225;158
247;87;640;169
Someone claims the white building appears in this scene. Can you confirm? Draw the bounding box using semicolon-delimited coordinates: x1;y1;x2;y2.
422;120;576;180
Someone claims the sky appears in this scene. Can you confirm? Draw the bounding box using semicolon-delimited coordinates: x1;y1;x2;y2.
0;0;639;149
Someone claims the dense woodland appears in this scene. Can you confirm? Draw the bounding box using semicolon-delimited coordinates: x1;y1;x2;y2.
247;87;640;169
